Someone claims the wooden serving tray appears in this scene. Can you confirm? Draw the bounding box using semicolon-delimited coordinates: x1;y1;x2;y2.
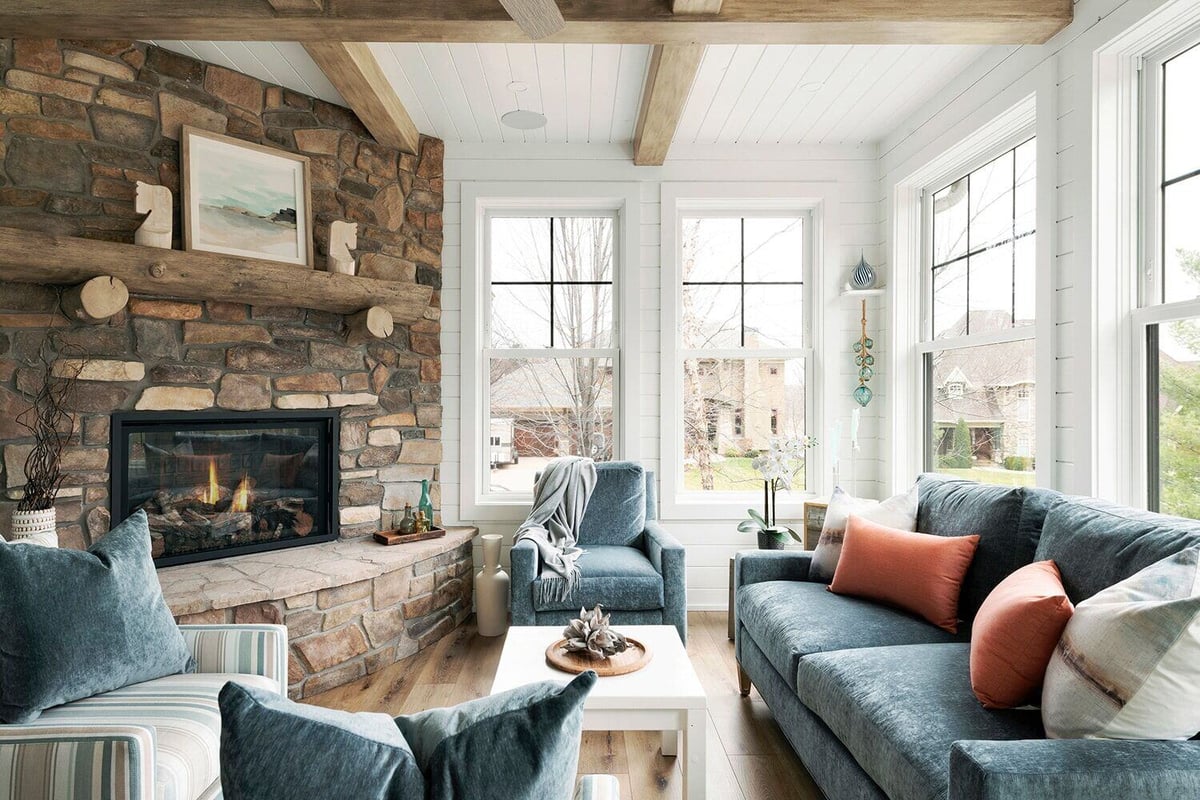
374;527;447;546
545;637;652;677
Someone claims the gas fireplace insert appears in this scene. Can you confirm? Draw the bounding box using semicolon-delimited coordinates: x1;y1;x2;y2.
111;410;339;567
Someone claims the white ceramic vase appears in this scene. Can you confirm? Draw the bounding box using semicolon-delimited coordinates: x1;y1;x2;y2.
475;534;510;637
9;508;58;548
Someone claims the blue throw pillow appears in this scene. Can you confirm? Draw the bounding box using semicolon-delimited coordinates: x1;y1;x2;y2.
0;509;194;723
395;671;596;800
219;682;424;800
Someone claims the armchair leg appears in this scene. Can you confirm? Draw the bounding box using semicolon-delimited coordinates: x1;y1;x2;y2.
737;663;751;696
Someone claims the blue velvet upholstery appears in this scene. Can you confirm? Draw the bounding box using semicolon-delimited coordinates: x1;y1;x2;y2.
511;463;686;642
396;672;596;800
949;738;1200;800
578;462;647;546
533;546;664;612
738;581;964;684
916;474;1063;621
0;510;195;724
1034;497;1200;603
796;644;1043;800
219;681;422;800
734;481;1200;800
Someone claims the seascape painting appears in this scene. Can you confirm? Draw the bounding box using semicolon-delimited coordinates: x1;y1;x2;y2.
182;127;313;267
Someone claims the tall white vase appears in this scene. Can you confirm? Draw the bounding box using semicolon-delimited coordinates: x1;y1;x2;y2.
8;508;58;548
475;534;510;637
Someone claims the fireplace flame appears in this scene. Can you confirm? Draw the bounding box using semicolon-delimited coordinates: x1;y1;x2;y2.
232;475;252;514
200;458;220;505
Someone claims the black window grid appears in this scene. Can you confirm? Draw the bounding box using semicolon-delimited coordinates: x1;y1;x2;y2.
681;217;805;348
931;137;1036;336
490;217;614;348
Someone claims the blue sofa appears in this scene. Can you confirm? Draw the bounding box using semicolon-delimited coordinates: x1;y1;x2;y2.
511;462;687;642
733;473;1200;800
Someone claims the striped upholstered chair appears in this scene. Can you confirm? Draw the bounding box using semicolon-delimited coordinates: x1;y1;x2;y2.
0;624;287;800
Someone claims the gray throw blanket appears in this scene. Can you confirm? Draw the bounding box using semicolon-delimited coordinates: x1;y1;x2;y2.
514;456;597;604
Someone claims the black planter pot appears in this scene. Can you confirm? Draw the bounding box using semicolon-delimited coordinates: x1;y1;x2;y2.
757;530;786;550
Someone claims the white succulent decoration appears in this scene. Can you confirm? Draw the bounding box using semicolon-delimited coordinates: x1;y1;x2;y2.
739;435;819;545
563;605;630;660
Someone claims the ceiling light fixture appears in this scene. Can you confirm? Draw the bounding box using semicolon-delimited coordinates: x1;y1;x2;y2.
501;109;548;130
507;81;529;93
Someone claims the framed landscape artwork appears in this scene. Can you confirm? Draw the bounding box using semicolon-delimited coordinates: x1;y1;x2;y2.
181;126;314;267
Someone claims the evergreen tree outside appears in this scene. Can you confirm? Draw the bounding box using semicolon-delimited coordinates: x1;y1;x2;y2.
1157;248;1200;520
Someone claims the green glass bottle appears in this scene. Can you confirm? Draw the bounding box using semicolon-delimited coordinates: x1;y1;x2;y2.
418;479;435;528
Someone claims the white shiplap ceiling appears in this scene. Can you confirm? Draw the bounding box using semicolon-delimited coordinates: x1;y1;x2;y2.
149;41;985;147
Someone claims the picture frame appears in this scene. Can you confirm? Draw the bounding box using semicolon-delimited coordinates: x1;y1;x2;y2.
181;126;314;267
802;500;828;550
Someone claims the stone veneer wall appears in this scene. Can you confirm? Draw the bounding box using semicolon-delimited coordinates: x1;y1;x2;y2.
0;39;444;546
169;534;474;699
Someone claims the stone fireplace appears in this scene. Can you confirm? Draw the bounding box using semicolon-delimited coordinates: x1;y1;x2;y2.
111;410;339;566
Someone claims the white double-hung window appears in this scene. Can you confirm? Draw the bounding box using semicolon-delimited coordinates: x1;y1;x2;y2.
665;204;815;513
460;182;639;518
1136;37;1200;519
920;137;1038;485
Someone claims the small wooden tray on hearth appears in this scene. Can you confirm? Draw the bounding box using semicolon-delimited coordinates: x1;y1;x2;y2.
545;637;652;677
374;527;447;546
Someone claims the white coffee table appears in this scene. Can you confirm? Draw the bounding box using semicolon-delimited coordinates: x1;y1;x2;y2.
491;625;707;800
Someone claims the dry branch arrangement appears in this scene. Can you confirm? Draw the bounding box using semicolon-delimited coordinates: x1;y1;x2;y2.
15;329;85;513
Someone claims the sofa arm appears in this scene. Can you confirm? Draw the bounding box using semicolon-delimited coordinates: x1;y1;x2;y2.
510;538;539;627
575;774;621;800
950;739;1200;800
644;520;687;643
733;550;815;592
178;623;288;697
0;724;156;800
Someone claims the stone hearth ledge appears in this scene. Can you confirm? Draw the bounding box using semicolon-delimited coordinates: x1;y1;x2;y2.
159;527;476;617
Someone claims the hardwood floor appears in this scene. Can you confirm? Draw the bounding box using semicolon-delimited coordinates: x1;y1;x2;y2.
307;611;823;800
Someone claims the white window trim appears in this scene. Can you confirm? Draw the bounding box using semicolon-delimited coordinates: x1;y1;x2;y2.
888;80;1057;491
660;182;837;521
459;181;641;522
1129;24;1200;510
1092;0;1200;506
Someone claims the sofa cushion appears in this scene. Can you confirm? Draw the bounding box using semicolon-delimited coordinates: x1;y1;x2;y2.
578;462;647;546
0;510;195;723
1035;497;1200;603
29;672;278;800
795;644;1044;800
916;474;1062;622
533;545;663;612
736;581;963;684
220;681;422;800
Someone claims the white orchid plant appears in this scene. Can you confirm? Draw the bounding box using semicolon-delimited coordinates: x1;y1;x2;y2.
737;435;819;544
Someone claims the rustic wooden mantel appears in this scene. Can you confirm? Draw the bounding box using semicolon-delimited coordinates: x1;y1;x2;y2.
0;226;435;325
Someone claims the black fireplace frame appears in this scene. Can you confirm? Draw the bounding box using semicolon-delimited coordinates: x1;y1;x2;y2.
110;409;341;567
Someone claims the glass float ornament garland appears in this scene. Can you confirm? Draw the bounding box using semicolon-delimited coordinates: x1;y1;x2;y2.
853;299;874;407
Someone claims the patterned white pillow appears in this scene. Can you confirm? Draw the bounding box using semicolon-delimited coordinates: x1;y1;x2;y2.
808;484;918;582
1041;547;1200;739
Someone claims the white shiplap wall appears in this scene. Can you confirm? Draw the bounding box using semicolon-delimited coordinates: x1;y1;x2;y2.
877;0;1182;497
439;143;885;609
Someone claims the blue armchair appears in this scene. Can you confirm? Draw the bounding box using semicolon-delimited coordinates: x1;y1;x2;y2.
510;462;687;643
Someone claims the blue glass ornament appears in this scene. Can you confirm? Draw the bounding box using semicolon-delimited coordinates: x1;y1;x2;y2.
853;385;873;407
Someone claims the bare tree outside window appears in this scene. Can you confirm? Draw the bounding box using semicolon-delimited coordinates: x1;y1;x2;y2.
487;216;616;492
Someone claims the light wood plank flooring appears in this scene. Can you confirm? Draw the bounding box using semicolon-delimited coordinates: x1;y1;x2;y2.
307;611;823;800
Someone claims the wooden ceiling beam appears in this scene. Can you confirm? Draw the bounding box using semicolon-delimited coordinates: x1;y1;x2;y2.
497;0;566;40
0;1;1074;45
302;41;420;154
633;43;704;166
672;0;723;14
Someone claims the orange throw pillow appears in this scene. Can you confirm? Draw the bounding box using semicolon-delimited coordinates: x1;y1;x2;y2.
829;514;980;633
970;560;1073;709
